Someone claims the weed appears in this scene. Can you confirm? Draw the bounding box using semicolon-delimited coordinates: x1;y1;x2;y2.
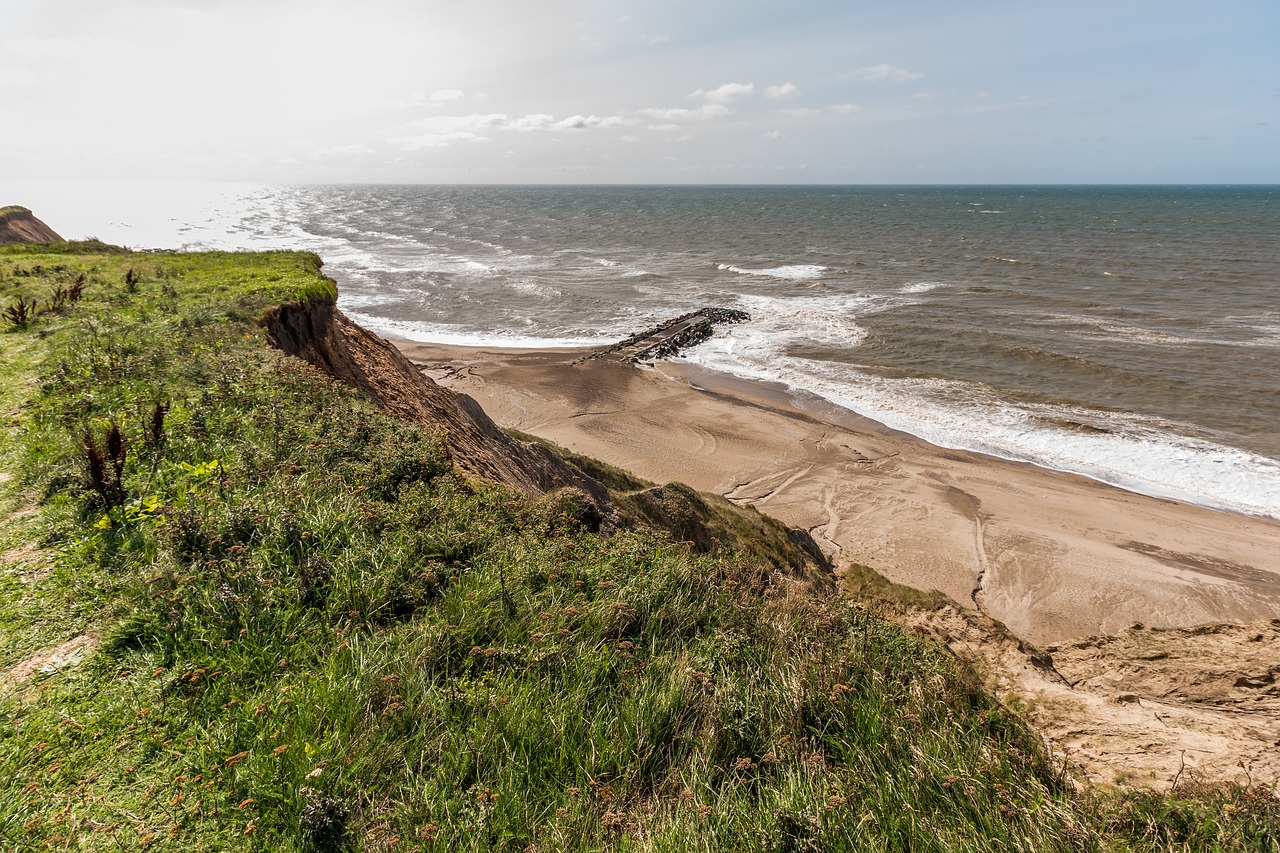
82;421;127;510
4;295;35;327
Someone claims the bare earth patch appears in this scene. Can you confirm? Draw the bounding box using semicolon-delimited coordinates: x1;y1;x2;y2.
905;605;1280;791
0;633;100;695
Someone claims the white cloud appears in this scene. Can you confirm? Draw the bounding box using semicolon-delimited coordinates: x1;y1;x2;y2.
641;34;670;45
0;66;47;89
859;63;925;83
393;113;555;149
639;103;732;121
553;114;633;130
763;130;785;139
829;104;860;114
1;35;116;60
764;83;799;100
975;91;990;100
780;107;822;117
508;114;557;132
690;82;755;103
312;144;377;158
429;88;465;103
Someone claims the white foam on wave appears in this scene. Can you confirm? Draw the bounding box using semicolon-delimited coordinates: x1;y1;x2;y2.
507;277;563;299
1047;313;1280;349
729;292;896;351
341;311;604;350
898;281;949;295
319;242;499;278
718;263;829;281
685;329;1280;519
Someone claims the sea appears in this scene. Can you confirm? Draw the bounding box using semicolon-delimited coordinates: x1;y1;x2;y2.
12;182;1280;519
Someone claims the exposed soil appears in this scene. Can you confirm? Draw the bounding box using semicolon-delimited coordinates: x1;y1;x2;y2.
900;600;1280;792
0;207;63;244
0;634;100;697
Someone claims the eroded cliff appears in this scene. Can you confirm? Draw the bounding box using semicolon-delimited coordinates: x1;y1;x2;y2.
0;206;63;244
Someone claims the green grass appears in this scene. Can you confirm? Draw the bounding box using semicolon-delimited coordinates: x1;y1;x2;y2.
0;243;1276;852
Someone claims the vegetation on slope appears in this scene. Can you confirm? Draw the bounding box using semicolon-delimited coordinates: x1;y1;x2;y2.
0;244;1276;852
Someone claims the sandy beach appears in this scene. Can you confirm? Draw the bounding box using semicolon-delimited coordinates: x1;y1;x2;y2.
395;338;1280;647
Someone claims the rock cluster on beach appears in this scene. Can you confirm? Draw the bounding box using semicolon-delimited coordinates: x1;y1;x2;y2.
581;307;750;364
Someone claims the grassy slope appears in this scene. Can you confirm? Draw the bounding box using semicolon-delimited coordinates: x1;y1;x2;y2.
0;245;1275;852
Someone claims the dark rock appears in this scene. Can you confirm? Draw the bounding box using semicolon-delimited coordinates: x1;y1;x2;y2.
582;307;750;364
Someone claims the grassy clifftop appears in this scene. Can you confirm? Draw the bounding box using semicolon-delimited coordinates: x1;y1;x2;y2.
1;244;1275;851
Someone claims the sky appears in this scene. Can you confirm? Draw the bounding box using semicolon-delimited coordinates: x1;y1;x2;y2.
1;0;1278;184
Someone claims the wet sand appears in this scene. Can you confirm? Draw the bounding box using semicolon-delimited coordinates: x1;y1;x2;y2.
395;338;1280;647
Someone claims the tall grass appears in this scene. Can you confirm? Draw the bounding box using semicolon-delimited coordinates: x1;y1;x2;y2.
0;243;1275;852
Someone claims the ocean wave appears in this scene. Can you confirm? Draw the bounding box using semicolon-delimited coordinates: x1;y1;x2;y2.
506;277;563;299
727;293;897;352
681;345;1280;518
718;263;829;281
341;311;604;350
898;281;949;295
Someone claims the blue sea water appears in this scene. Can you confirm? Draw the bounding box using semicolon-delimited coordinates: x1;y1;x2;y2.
12;182;1280;518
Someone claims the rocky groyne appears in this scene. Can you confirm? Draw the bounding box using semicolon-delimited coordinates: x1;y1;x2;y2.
579;307;750;364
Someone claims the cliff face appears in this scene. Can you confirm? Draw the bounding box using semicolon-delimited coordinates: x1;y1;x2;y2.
262;293;837;576
0;207;63;244
263;295;616;512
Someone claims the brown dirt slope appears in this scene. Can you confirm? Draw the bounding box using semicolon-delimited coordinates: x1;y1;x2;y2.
261;295;832;578
263;296;613;507
0;206;63;244
904;601;1280;791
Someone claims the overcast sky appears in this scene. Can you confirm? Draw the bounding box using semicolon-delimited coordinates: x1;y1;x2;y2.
2;0;1277;184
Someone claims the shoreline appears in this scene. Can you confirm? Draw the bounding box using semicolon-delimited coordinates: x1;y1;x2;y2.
390;335;1280;647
